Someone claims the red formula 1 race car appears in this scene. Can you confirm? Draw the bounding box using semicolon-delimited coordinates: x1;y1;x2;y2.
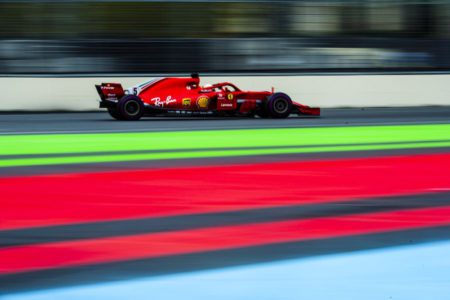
96;73;320;120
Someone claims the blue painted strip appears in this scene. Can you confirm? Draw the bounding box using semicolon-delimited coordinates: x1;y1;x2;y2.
5;241;450;300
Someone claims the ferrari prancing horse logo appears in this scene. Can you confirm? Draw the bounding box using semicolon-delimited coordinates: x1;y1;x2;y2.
227;93;234;100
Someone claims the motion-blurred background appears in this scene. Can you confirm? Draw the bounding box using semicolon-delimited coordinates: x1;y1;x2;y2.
1;0;449;74
1;2;450;300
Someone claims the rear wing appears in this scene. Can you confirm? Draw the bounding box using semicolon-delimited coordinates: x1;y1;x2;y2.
95;83;125;101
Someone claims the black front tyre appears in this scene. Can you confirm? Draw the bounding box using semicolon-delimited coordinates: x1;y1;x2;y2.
118;95;145;121
266;92;293;119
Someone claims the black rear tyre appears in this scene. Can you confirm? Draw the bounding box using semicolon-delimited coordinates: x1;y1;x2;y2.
266;92;292;119
107;107;124;120
118;95;145;121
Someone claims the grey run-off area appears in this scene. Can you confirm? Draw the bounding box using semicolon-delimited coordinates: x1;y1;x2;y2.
0;107;449;135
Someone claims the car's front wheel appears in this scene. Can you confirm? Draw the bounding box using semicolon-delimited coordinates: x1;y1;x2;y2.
117;95;145;121
266;93;293;119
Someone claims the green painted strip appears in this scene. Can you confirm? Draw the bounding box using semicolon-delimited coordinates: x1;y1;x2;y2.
0;139;448;160
0;140;449;168
1;124;450;156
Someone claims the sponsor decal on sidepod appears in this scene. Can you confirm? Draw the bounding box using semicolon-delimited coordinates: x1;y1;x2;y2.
197;96;210;109
151;96;177;107
182;98;191;108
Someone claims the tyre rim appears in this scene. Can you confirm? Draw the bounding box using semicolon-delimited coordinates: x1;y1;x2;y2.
273;99;288;114
125;100;140;116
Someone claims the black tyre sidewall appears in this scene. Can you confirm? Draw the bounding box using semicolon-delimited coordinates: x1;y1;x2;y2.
107;107;124;120
266;93;292;119
118;95;145;121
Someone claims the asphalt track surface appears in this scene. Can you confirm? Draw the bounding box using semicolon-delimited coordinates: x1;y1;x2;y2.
1;107;450;296
1;106;450;134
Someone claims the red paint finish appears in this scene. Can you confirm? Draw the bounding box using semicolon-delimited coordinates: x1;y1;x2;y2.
97;75;319;115
134;76;271;112
1;206;449;275
1;153;450;230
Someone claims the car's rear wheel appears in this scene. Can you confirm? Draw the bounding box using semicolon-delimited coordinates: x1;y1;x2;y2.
118;95;145;121
107;107;124;120
265;93;293;119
